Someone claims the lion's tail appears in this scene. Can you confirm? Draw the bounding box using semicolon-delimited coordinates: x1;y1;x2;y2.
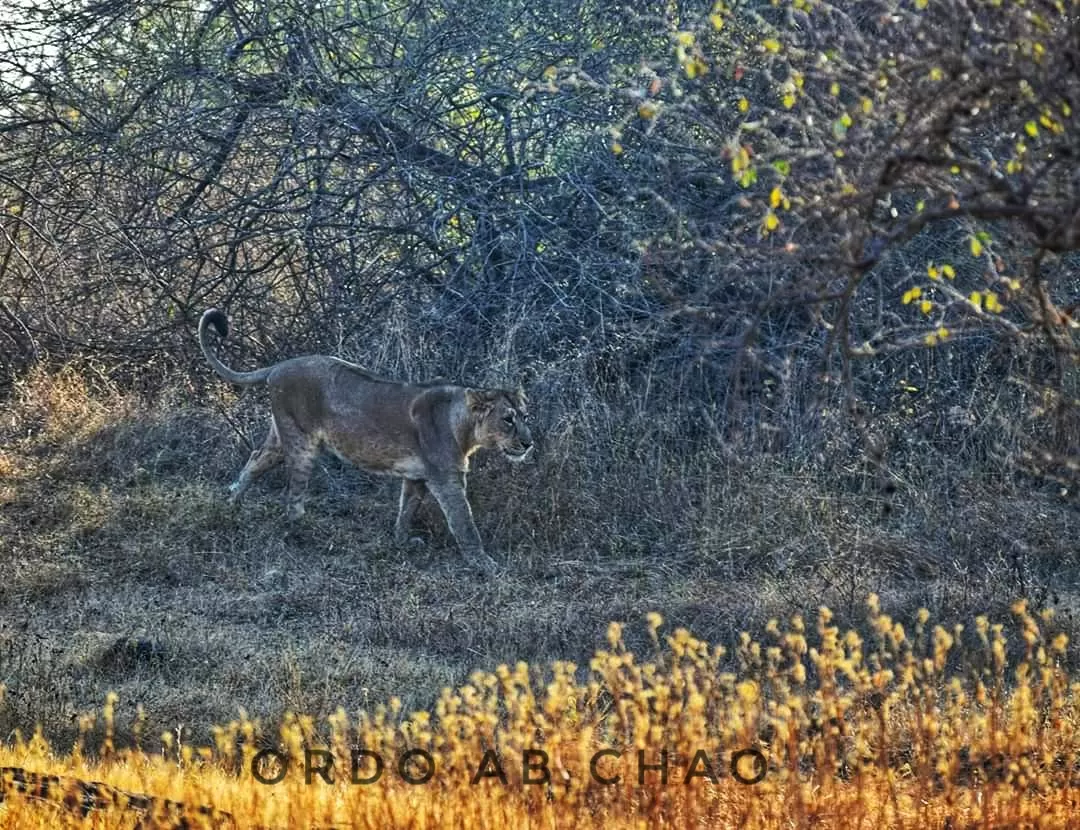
198;309;274;386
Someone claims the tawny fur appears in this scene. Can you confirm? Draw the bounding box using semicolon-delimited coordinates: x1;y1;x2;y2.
198;309;532;572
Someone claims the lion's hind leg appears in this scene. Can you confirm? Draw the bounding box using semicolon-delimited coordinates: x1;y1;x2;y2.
229;419;283;504
277;417;317;522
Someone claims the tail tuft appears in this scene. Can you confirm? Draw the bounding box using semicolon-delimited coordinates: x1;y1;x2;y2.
201;308;229;340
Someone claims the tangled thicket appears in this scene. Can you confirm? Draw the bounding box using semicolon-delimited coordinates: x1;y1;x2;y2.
0;0;1076;485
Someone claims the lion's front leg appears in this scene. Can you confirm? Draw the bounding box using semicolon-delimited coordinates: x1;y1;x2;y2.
426;475;497;574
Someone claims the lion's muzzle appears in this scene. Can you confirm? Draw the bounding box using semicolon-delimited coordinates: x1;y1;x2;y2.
503;442;535;462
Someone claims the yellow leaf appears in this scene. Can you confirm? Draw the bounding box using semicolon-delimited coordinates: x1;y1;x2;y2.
611;141;623;155
919;299;933;314
763;211;779;231
770;186;784;208
1025;120;1039;137
927;264;940;280
709;13;725;29
942;264;955;279
685;57;707;79
732;145;750;174
902;287;922;305
829;82;840;96
676;31;695;47
970;237;983;257
738;97;750;113
969;291;983;308
638;102;657;119
762;38;781;53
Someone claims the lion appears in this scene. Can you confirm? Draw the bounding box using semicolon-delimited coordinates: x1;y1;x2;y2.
197;308;533;572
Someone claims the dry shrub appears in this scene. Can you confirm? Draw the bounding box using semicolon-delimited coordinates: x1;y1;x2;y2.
2;600;1080;828
7;365;118;441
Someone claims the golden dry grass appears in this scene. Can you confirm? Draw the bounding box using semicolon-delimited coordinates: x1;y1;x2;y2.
3;598;1080;829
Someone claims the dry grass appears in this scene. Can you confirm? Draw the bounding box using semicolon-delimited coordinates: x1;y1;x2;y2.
0;367;1078;827
2;600;1080;828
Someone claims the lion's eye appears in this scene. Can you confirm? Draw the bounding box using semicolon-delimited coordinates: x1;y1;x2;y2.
503;415;515;425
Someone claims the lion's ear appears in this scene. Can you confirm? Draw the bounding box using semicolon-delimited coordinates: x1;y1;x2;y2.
465;389;499;412
512;385;528;412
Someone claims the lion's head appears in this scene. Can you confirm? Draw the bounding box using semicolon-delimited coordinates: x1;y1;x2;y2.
466;388;534;461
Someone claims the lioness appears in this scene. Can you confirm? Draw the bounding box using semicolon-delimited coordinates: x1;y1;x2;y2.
198;308;532;572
